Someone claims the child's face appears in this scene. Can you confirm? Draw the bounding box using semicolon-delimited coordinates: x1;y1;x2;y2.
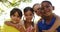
41;2;53;17
24;10;33;21
33;5;42;16
11;12;21;23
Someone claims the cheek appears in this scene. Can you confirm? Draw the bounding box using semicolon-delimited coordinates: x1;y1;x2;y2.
17;18;20;20
46;7;52;14
26;16;33;20
46;11;52;16
11;16;15;20
38;11;42;14
44;9;51;14
30;16;33;19
25;16;27;19
47;9;52;13
48;7;53;11
46;8;50;12
30;15;34;20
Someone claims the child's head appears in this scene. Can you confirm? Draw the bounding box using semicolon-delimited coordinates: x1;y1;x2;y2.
41;1;54;17
33;3;43;16
24;7;34;22
41;1;52;6
33;3;42;16
10;8;22;23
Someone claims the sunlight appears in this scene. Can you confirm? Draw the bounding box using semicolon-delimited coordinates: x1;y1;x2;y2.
0;0;60;26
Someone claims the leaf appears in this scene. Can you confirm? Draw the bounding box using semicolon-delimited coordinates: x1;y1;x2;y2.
0;8;4;16
0;0;8;2
0;0;32;8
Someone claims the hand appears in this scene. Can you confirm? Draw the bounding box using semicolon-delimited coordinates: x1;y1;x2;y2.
5;21;19;28
5;21;12;26
18;25;25;32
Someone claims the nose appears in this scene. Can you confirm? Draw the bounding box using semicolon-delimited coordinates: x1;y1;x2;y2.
41;8;46;14
14;16;17;18
43;7;47;11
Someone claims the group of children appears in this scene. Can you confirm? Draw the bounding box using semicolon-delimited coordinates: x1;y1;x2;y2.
2;0;60;32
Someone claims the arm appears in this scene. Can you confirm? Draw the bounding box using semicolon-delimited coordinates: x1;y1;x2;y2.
18;25;26;32
5;21;26;32
31;24;37;32
42;20;60;32
36;24;39;32
47;20;60;32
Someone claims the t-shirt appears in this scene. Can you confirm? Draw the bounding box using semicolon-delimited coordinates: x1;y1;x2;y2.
37;16;60;32
2;24;20;32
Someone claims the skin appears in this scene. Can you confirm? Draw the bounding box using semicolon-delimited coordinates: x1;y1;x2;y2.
33;3;59;32
33;4;42;16
24;10;33;22
40;2;59;32
10;12;21;23
5;12;25;32
41;2;54;24
33;4;44;32
24;10;35;32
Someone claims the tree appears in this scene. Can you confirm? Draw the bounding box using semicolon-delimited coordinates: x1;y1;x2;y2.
0;0;32;16
0;0;32;8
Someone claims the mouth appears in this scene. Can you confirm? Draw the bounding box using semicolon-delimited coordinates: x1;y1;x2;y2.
43;12;48;16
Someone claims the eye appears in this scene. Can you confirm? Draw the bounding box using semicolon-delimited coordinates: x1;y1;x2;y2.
13;15;15;17
37;8;44;12
25;14;28;16
17;16;20;18
46;6;50;8
37;8;40;10
35;11;37;13
17;16;20;17
30;14;33;16
39;8;44;11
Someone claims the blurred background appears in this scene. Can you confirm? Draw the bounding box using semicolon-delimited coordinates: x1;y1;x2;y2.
0;0;60;31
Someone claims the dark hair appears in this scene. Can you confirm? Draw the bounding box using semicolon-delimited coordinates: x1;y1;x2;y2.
33;3;40;9
10;8;22;18
24;7;34;14
41;1;52;6
23;7;34;27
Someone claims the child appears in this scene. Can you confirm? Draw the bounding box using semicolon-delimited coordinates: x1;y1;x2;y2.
3;8;25;32
23;7;35;32
37;1;60;32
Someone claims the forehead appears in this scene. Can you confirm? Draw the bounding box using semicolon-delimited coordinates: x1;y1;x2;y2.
41;2;51;7
24;11;33;15
13;12;19;15
34;5;40;9
34;5;41;11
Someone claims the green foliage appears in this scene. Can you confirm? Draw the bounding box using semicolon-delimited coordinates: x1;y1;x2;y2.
0;0;8;2
0;8;4;16
0;0;32;8
0;0;32;16
22;0;32;3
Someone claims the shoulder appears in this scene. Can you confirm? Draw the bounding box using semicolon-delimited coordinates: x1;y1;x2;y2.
37;18;43;24
54;14;60;25
54;14;60;21
4;21;12;26
4;21;10;24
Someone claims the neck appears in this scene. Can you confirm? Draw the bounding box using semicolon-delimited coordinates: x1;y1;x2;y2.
24;20;33;28
44;14;54;22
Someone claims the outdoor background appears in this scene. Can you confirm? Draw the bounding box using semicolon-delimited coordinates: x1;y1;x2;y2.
0;0;60;31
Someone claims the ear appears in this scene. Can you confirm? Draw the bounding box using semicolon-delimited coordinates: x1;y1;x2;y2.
52;6;54;10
